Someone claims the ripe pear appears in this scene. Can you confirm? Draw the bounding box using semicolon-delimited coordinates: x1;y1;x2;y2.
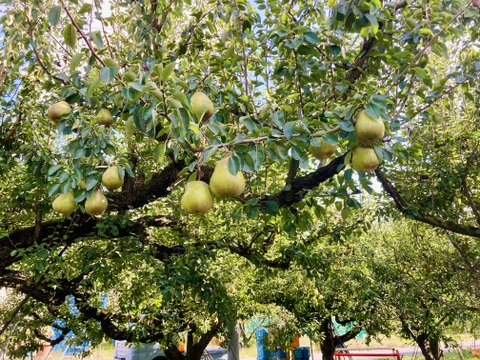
209;157;245;198
102;166;124;191
191;91;214;122
181;181;214;215
309;140;337;160
85;189;108;216
354;110;385;145
350;147;380;173
52;190;77;216
96;109;114;126
47;101;71;123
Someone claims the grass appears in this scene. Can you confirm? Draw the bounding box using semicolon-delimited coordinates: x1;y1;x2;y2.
36;335;479;360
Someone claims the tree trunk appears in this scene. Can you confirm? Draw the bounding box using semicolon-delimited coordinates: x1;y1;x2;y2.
182;322;221;360
415;334;442;360
164;343;185;360
319;317;336;360
227;321;240;360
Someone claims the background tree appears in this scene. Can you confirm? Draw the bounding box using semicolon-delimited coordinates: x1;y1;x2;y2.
363;219;479;360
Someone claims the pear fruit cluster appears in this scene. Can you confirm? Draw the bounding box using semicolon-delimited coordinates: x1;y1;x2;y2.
47;101;71;123
180;157;245;216
52;190;77;216
350;146;380;173
96;109;114;127
309;140;337;160
348;109;386;173
47;101;121;217
102;166;124;191
85;189;108;216
181;181;214;215
191;91;214;122
354;110;385;145
209;157;245;198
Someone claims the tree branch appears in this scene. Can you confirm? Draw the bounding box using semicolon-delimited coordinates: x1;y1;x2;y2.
375;170;480;238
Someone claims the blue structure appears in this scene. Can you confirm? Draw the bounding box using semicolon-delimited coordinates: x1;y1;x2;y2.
293;347;310;360
255;328;289;360
52;295;107;355
256;328;270;360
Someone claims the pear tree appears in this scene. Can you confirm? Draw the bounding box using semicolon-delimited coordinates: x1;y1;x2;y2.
0;0;479;358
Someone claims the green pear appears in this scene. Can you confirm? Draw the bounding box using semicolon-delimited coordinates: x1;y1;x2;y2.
125;117;135;140
350;147;380;173
432;113;444;124
181;181;214;215
123;70;136;82
309;139;337;160
52;190;77;216
96;109;114;126
102;166;124;191
77;178;86;189
47;101;71;123
85;189;108;216
209;157;245;198
191;91;214;122
354;110;385;145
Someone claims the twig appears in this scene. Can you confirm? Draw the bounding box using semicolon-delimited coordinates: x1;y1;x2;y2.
186;126;341;153
460;149;480;225
235;0;250;97
59;0;106;67
0;105;22;149
386;3;469;93
99;16;114;59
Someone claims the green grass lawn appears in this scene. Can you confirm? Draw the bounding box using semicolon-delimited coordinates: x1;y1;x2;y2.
39;335;479;360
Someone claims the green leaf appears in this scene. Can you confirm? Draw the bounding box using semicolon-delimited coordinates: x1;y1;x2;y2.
78;3;92;13
366;103;381;120
283;121;296;140
73;147;86;159
228;156;241;176
303;31;320;45
90;31;104;48
70;53;83;73
264;200;279;215
87;77;102;98
364;13;378;27
48;164;62;176
48;6;61;26
172;91;189;108
86;178;98;191
155;141;166;164
413;67;429;80
338;119;354;132
48;183;61;197
63;23;77;48
100;67;116;83
162;63;175;81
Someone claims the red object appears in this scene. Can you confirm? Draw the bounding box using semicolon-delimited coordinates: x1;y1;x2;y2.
334;349;401;360
36;343;53;358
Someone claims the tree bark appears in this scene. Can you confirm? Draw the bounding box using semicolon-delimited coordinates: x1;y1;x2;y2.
319;317;337;360
185;322;221;360
415;334;442;360
227;321;240;360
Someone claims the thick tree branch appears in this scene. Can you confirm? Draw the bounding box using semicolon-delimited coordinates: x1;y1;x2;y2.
375;170;480;238
262;154;346;208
